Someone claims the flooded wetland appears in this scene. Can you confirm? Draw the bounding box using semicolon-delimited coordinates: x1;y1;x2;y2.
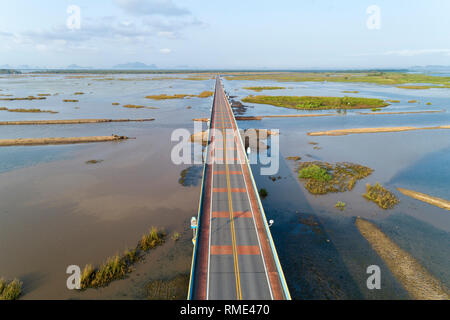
0;71;449;300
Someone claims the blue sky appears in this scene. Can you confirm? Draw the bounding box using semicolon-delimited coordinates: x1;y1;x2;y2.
0;0;449;69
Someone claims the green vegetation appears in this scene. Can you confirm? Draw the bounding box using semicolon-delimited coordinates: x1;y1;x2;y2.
259;188;268;199
372;108;382;112
85;159;103;165
74;92;85;95
63;99;78;102
335;201;346;211
426;102;432;105
0;107;58;114
298;164;331;182
297;161;373;195
145;91;213;100
241;95;389;110
244;86;286;92
363;183;399;210
342;90;359;93
225;72;450;88
0;278;22;300
80;227;165;289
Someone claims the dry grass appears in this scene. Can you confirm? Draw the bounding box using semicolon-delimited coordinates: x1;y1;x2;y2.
0;96;46;101
63;99;79;102
0;278;22;300
80;227;165;289
297;161;373;195
145;91;213;100
308;125;450;136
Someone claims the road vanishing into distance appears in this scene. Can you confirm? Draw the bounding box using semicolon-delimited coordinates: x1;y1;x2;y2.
188;76;291;300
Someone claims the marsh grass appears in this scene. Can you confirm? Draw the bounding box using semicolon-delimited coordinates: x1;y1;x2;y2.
80;227;165;289
259;188;268;199
242;95;388;110
243;86;285;92
363;183;399;209
297;161;373;195
0;96;46;101
386;99;400;103
85;159;103;165
112;102;120;105
286;156;301;161
225;72;450;87
74;92;85;95
63;99;79;102
408;100;418;103
335;201;346;211
0;278;22;300
145;91;213;100
171;232;181;241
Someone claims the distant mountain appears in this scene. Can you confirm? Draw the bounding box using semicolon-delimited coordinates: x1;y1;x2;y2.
67;64;92;69
113;62;157;70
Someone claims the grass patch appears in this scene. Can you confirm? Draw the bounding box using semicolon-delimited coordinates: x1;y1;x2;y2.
241;95;389;110
372;108;382;112
80;227;165;289
0;278;22;300
85;159;103;165
297;161;373;195
243;86;285;92
0;107;58;114
363;183;399;209
426;102;432;105
259;188;268;199
146;274;189;300
145;91;213;100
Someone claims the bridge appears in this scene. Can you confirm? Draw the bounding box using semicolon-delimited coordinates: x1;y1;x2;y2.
187;76;291;300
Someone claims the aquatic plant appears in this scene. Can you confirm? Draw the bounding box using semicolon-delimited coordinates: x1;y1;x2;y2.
363;183;399;209
259;188;268;199
112;102;120;105
243;86;285;92
286;156;301;161
0;107;58;114
408;100;418;103
426;102;432;105
335;201;346;211
63;99;79;102
0;278;22;300
79;227;166;289
297;161;373;195
85;159;103;165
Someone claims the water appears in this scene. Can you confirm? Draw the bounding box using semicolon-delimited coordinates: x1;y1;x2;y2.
0;73;449;299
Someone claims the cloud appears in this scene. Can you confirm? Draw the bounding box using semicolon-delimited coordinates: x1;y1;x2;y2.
115;0;189;16
383;49;450;57
160;48;171;54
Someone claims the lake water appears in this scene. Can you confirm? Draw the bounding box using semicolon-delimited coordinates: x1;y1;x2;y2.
0;73;448;299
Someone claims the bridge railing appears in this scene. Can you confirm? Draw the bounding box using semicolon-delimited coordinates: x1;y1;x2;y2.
187;80;217;300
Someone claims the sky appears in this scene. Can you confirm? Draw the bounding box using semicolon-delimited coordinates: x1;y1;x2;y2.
0;0;449;69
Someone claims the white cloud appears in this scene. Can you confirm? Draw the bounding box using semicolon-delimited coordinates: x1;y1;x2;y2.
160;48;171;54
383;49;450;57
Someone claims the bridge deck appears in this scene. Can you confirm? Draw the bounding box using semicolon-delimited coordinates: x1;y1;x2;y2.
188;76;290;300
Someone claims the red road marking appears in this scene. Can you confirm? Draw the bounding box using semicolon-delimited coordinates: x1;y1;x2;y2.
211;245;260;255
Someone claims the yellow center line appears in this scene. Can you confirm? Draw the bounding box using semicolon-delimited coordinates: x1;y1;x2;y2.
219;92;242;300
